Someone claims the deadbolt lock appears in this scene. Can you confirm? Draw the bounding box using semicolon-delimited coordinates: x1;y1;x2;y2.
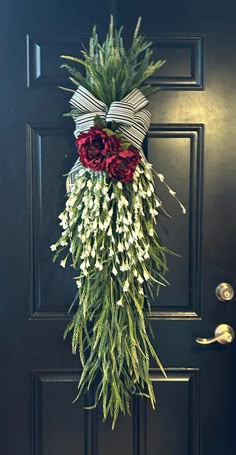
215;283;234;302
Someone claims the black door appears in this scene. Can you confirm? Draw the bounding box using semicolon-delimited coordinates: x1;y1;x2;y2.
1;1;236;454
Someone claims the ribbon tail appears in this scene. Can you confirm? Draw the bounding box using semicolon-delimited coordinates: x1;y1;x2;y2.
66;158;84;192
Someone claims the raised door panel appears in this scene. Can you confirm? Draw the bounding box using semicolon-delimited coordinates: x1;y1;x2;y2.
147;125;203;318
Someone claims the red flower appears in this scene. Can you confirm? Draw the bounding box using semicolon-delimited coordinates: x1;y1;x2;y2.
75;127;121;171
105;148;141;183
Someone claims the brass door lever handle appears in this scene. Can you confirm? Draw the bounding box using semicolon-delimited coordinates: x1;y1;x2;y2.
196;324;235;345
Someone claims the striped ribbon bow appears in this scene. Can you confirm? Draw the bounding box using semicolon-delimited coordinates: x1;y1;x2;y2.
67;86;151;185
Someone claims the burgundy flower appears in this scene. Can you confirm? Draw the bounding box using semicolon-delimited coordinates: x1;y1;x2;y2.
105;148;141;183
75;127;122;171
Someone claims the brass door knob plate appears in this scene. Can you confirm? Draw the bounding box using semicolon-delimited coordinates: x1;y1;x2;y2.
216;283;234;302
196;324;235;345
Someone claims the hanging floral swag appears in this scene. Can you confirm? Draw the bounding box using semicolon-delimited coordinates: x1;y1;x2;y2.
51;17;185;428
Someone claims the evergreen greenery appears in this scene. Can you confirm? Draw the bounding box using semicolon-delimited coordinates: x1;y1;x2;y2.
60;16;166;105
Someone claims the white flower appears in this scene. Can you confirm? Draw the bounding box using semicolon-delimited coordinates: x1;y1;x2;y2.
118;243;124;252
58;212;66;221
115;255;120;264
117;298;123;307
181;204;187;214
60;258;67;268
99;220;104;230
87;180;93;190
121;196;129;207
120;263;128;272
138;287;144;295
123;280;129;292
116;226;122;234
137;275;144;284
112;265;118;276
155;199;162;208
60;221;68;229
80;261;86;270
60;240;68;247
149;184;154;193
92;220;98;230
143;269;150;281
76;280;82;289
169;188;176;196
95;260;103;270
157;173;165;182
117;181;123;190
50;244;57;251
89;199;94;209
128;236;134;245
149;207;158;217
109;248;114;257
102;185;109;195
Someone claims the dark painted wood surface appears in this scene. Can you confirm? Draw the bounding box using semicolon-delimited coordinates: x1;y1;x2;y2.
1;1;236;454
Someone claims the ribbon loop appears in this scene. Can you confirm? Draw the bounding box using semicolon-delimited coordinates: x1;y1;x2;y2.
70;85;107;113
117;109;151;149
121;88;149;112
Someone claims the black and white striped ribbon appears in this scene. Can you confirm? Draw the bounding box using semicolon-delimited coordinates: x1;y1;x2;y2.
67;86;151;187
117;109;151;149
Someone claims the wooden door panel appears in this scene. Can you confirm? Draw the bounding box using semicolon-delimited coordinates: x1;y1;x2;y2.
148;125;203;317
144;371;200;455
26;35;87;88
26;124;75;318
148;35;204;90
32;371;85;455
